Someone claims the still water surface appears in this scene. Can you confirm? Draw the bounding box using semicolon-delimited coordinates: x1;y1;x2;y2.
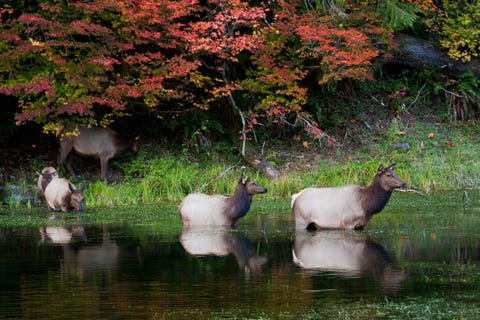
1;191;480;319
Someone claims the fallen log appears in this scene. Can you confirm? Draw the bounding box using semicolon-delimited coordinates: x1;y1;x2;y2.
242;144;282;179
391;34;480;78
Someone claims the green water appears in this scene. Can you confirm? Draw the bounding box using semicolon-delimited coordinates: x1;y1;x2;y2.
1;191;480;319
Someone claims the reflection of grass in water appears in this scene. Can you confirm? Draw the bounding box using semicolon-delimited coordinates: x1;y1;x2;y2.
209;294;479;319
312;294;480;320
409;262;480;287
136;293;480;319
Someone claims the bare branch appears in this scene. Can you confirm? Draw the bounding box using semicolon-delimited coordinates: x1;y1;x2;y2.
407;82;427;110
221;61;246;157
395;189;426;197
441;87;463;98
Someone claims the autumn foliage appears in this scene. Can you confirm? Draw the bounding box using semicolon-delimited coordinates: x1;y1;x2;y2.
0;0;435;140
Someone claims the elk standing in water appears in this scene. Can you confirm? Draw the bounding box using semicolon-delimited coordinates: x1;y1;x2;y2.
57;125;138;182
37;166;59;196
291;163;407;230
44;178;86;213
179;173;267;227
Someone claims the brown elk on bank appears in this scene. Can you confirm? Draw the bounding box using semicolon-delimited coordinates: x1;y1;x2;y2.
57;125;138;182
44;178;86;213
291;163;407;230
179;173;267;227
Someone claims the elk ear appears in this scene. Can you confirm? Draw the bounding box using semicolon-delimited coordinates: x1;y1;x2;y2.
377;164;385;174
387;163;397;170
240;166;248;184
241;174;248;184
239;169;249;184
68;183;76;193
80;183;88;192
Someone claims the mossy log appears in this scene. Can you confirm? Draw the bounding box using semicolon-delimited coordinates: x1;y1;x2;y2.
228;132;281;179
242;143;281;179
391;34;480;78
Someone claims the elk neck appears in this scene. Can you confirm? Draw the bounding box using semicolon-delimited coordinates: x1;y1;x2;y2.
360;176;393;216
224;183;252;223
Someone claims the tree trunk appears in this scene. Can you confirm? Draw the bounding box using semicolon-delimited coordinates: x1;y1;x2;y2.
221;61;282;179
391;34;480;78
222;98;281;179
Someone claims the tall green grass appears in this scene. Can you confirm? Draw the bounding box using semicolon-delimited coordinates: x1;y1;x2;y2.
84;155;398;207
85;142;479;208
3;121;479;208
81;118;480;207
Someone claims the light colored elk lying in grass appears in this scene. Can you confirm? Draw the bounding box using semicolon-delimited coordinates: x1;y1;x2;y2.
291;163;407;230
179;173;267;227
36;166;59;196
44;178;86;213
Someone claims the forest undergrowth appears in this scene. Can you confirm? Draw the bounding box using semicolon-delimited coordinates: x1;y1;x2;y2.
1;112;478;208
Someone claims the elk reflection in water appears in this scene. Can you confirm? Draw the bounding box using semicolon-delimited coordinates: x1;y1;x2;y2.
293;231;407;291
40;226;87;244
39;225;140;276
180;226;268;273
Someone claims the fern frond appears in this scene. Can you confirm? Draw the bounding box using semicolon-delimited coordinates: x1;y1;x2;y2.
382;0;422;31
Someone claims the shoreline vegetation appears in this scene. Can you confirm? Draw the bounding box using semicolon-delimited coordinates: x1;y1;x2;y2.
1;119;479;209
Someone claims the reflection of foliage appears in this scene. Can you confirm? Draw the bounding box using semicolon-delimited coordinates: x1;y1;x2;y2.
429;0;480;62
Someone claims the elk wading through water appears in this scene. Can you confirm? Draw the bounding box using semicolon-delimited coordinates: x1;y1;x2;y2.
179;172;267;227
291;163;407;230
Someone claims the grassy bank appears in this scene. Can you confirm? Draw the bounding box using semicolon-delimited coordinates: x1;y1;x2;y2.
83;119;479;207
1;119;479;208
